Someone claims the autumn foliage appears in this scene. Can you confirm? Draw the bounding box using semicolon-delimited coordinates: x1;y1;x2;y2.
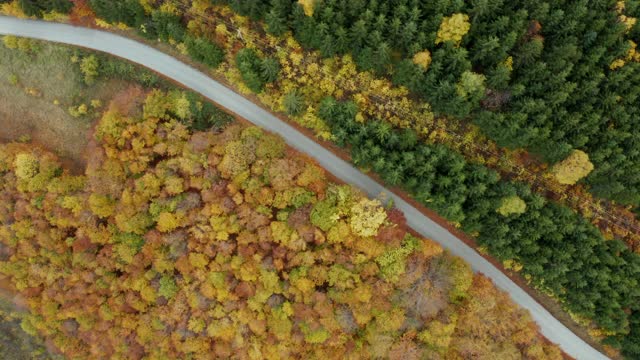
0;91;560;358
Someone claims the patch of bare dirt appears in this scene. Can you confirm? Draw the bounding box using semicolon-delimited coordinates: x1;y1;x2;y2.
0;79;133;174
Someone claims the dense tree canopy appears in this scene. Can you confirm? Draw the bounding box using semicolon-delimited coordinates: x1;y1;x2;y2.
17;0;73;17
7;0;640;356
220;0;640;207
319;96;640;357
235;48;279;93
67;0;640;249
0;90;561;358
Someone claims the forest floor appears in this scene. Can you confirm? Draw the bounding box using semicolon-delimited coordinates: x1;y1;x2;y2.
0;40;130;173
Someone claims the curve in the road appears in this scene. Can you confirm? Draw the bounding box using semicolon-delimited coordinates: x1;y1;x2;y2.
0;16;608;360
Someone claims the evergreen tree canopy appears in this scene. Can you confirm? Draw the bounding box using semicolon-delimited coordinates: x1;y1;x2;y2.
215;0;640;208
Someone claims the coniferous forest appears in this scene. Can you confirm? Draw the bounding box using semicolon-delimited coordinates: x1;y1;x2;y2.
224;0;640;207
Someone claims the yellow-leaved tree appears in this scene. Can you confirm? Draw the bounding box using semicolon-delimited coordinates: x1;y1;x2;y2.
349;198;387;237
497;195;527;216
412;51;432;70
435;14;471;46
14;152;39;180
550;150;594;185
298;0;316;17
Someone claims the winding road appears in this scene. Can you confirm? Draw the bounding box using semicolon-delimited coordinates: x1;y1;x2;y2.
0;16;608;360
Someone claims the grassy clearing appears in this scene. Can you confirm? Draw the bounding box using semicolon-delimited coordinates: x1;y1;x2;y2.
0;36;232;173
0;38;133;172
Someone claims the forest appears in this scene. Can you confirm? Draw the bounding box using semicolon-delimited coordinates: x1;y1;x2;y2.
221;0;640;209
0;86;562;358
2;0;640;358
7;0;636;237
318;96;640;353
45;0;637;245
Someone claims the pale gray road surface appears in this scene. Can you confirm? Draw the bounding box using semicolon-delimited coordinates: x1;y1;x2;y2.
0;16;608;360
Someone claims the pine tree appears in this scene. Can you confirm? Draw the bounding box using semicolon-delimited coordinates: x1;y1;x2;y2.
265;9;288;35
283;90;305;116
260;57;281;84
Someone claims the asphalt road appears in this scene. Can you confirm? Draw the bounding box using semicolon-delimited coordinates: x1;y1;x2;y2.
0;16;608;360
